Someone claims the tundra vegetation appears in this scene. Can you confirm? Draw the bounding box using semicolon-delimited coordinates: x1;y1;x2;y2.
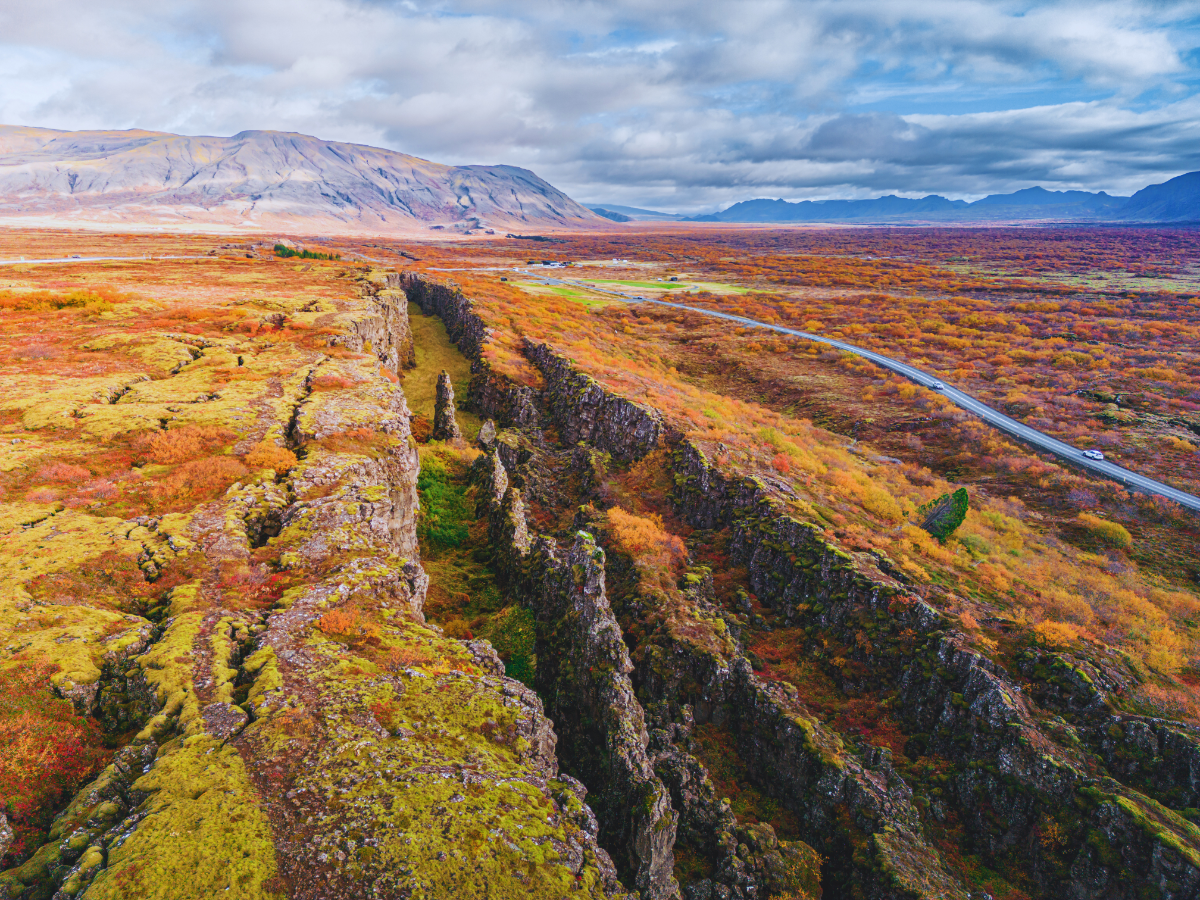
1;225;1198;900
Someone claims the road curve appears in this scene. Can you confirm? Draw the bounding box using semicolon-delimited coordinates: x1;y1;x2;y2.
517;270;1200;513
637;297;1200;513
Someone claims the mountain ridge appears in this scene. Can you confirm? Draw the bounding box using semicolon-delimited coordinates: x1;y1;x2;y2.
0;125;603;234
688;174;1200;224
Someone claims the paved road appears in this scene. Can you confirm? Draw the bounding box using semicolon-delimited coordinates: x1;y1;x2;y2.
520;268;1200;512
0;255;211;266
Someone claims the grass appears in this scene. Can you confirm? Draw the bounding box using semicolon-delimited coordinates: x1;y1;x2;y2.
514;282;619;309
415;444;535;685
584;279;686;290
404;303;483;439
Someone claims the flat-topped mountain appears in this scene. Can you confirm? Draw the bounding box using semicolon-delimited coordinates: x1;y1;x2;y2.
0;126;602;234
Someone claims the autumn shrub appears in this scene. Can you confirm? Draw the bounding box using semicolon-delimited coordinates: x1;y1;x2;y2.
0;287;127;315
316;608;381;651
607;507;687;575
310;373;357;392
1077;513;1133;549
1033;620;1081;649
150;456;248;507
242;440;298;475
35;462;91;483
135;426;236;464
312;427;390;455
0;663;106;866
384;644;435;671
317;607;360;636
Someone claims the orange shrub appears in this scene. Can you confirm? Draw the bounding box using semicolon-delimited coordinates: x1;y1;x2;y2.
310;373;358;391
384;644;435;671
1033;620;1081;649
243;441;298;474
150;456;248;507
607;507;686;572
317;607;360;635
135;426;236;464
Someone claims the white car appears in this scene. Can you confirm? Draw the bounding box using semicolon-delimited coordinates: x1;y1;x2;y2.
1082;449;1106;461
931;381;945;390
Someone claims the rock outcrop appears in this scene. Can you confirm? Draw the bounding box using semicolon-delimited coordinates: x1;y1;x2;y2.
431;370;463;442
472;449;680;900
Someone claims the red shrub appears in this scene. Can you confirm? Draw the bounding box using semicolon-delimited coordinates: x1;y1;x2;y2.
0;663;106;866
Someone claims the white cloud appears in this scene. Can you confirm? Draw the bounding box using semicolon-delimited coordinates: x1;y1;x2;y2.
0;0;1197;211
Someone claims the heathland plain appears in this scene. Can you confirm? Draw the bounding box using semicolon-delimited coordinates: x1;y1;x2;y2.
1;224;1199;900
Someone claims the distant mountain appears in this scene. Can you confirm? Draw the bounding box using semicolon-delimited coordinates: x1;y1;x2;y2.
0;126;603;234
972;186;1125;208
1117;171;1200;222
694;194;967;223
691;185;1145;224
588;207;632;222
588;204;688;221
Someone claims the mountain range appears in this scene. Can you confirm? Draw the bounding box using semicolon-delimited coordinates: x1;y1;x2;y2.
685;175;1200;224
1;124;1198;233
0;126;602;234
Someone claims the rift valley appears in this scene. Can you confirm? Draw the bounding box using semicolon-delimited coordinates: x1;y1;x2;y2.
2;225;1200;900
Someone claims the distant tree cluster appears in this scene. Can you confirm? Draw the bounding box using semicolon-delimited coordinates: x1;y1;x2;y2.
916;488;969;542
273;243;340;260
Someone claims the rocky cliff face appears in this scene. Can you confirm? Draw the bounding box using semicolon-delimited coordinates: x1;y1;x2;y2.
471;449;680;899
0;126;604;234
403;272;1200;900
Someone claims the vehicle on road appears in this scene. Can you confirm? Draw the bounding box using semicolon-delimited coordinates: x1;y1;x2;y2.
932;381;945;390
1082;449;1106;461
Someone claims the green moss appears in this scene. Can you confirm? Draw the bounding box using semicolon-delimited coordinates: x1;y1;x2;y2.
243;646;283;711
1111;792;1200;868
87;736;283;900
132;582;205;738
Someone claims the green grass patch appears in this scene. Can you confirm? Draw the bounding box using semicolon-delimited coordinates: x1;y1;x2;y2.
585;279;686;290
415;445;536;687
405;303;482;440
515;283;618;309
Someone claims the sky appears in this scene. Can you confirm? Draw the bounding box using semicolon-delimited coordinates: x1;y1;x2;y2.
1;0;1199;213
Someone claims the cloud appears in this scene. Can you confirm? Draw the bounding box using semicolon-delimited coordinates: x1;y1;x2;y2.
0;0;1197;211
